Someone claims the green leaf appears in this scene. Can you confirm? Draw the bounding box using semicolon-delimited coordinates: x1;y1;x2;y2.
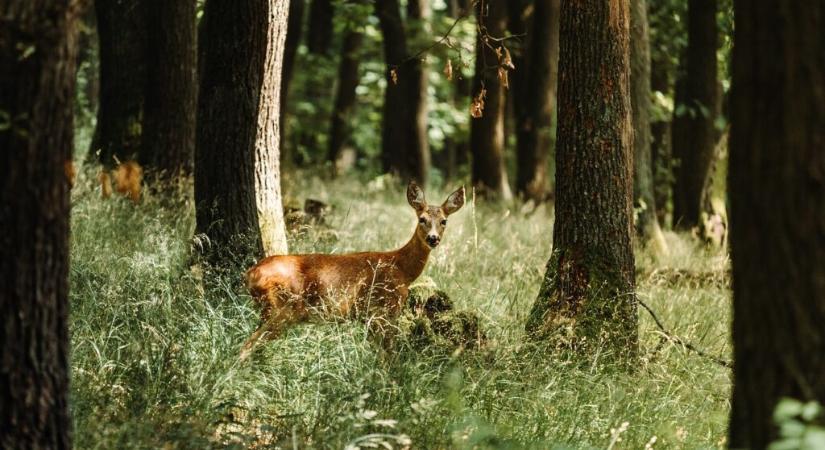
775;398;805;423
801;427;825;450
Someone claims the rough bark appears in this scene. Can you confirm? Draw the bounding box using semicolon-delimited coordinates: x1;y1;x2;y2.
512;0;560;202
375;0;430;183
630;0;666;250
92;0;147;167
328;29;364;169
279;0;305;166
141;0;197;178
728;1;825;447
195;0;289;264
306;0;333;55
671;0;718;229
0;0;81;447
470;0;512;199
526;0;637;362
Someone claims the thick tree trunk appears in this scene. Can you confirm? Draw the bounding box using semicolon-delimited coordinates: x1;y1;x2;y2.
526;0;637;362
92;0;147;167
375;0;430;183
141;0;197;179
728;1;825;447
195;0;289;264
670;0;718;229
306;0;333;55
328;29;364;170
630;0;666;250
0;0;81;447
279;0;305;166
512;0;560;202
470;0;512;200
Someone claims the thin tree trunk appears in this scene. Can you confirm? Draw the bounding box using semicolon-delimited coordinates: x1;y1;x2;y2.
195;0;289;265
375;0;429;183
650;56;672;227
513;0;560;202
328;29;364;170
0;0;81;446
671;0;718;229
306;0;333;55
92;0;147;167
526;0;637;362
630;0;666;251
728;1;825;447
443;0;471;180
470;0;512;199
279;0;305;167
141;0;197;179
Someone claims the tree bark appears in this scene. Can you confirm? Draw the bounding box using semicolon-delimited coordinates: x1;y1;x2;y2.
728;1;825;447
512;0;560;202
629;0;666;250
279;0;305;166
526;0;637;362
670;0;718;229
443;0;471;180
328;28;364;170
306;0;333;55
195;0;290;264
140;0;197;179
92;0;147;167
650;55;672;227
470;0;512;200
375;0;430;184
0;0;81;447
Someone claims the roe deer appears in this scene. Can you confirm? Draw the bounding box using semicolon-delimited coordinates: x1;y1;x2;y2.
240;181;466;359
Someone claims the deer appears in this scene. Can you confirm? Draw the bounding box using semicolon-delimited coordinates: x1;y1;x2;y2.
240;181;466;360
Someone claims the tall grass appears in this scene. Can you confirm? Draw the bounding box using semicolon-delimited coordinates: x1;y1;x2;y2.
69;170;731;449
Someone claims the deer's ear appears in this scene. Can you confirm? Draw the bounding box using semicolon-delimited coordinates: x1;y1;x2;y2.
407;181;426;210
442;186;465;215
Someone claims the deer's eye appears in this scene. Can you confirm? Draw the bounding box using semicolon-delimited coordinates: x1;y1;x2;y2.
440;219;447;226
419;217;426;225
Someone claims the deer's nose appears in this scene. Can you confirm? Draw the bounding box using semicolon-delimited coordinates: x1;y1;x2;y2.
426;235;440;247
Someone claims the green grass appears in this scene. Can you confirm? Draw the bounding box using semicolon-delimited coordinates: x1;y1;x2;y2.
69;170;731;449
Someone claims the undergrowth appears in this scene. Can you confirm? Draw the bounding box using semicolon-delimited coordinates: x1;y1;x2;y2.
69;170;731;449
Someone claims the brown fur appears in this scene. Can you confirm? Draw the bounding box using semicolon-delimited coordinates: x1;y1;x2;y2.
240;182;465;360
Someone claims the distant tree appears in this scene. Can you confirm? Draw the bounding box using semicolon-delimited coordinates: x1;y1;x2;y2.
195;0;290;264
307;0;333;55
92;0;147;167
728;1;825;447
279;0;306;165
140;0;198;178
328;27;365;171
375;0;430;184
630;0;667;250
470;0;512;199
0;0;81;446
671;0;718;229
511;0;560;202
442;0;471;180
526;0;637;362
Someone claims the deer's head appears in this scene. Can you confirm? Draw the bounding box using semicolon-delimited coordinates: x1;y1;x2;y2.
407;181;465;249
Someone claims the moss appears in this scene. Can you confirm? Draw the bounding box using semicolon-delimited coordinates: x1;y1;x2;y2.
399;286;486;351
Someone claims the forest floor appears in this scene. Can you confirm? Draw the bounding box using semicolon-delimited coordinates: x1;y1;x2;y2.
69;171;731;449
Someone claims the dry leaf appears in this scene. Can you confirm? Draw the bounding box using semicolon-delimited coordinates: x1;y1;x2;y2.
390;68;398;85
444;59;453;81
498;66;510;88
470;88;486;118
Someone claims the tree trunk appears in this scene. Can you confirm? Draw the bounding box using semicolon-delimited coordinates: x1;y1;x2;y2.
443;0;471;180
470;0;512;200
375;0;430;184
513;0;560;202
140;0;197;179
92;0;147;167
670;0;717;229
526;0;637;362
306;0;333;55
650;56;672;227
629;0;666;250
328;29;364;170
279;0;305;166
195;0;290;265
0;0;81;447
728;1;825;447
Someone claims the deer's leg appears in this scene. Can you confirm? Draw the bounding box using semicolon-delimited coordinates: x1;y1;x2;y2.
240;289;301;361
